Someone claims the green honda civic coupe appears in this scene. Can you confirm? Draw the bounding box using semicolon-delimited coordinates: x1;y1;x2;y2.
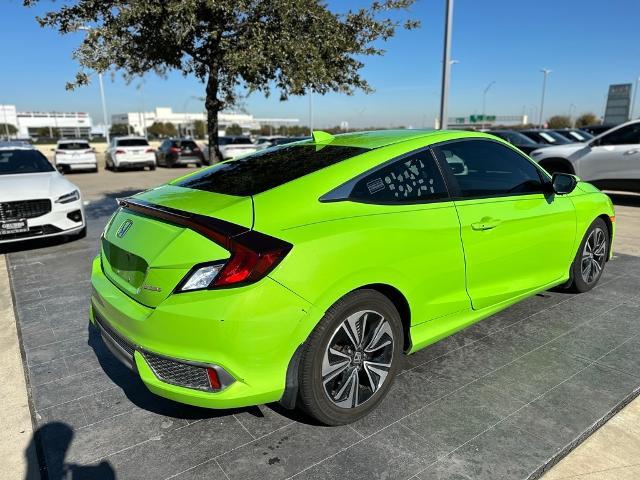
90;129;615;425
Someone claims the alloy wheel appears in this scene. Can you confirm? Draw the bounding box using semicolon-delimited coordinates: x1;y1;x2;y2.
321;310;394;409
581;227;607;284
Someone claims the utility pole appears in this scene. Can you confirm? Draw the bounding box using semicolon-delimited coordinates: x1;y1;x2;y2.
438;0;454;130
538;68;552;128
630;77;640;120
308;92;314;135
481;81;495;130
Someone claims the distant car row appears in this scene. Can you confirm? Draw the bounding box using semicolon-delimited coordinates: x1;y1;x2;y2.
490;120;640;193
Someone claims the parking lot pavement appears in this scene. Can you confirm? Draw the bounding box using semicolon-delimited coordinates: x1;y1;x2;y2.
2;168;640;480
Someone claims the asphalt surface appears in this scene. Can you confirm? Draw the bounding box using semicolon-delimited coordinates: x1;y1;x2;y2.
4;167;640;480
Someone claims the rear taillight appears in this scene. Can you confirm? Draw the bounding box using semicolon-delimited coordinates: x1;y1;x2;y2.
56;150;66;154
119;198;292;292
115;149;126;155
169;147;180;153
146;148;156;153
193;147;200;152
212;243;290;287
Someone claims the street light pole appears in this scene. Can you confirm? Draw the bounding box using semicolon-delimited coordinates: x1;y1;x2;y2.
538;68;552;128
569;103;576;128
630;76;640;120
79;26;110;143
481;81;495;130
308;92;314;135
439;0;454;130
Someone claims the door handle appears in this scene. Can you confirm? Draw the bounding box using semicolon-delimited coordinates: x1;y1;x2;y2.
471;219;501;231
624;149;639;155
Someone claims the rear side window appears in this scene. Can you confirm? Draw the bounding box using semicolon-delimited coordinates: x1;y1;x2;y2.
434;139;546;198
349;150;448;204
176;144;368;196
117;139;149;147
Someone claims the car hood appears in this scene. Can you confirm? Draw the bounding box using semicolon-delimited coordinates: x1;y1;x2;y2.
531;143;588;158
0;171;79;202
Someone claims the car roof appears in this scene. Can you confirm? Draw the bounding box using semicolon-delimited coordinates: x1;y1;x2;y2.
58;139;90;143
0;141;35;150
306;129;495;149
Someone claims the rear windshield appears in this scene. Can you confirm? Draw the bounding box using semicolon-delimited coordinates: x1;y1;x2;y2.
0;149;55;175
173;140;199;149
58;142;90;150
117;139;149;147
176;144;368;196
219;137;253;146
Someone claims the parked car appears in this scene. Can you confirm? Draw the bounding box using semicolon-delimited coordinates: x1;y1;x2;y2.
520;129;573;145
157;138;204;168
580;124;616;136
53;139;98;173
91;129;614;425
105;136;156;171
553;129;594;143
488;130;548;154
0;143;85;244
531;119;640;193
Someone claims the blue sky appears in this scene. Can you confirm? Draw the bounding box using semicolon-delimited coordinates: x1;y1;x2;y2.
1;0;639;128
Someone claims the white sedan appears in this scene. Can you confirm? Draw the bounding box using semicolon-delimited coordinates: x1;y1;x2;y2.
0;144;85;244
531;119;640;193
53;139;98;173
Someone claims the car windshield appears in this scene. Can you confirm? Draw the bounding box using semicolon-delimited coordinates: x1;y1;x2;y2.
176;144;368;196
0;149;55;175
220;137;253;145
58;142;90;150
172;140;199;149
566;130;593;141
537;131;570;144
496;131;537;145
117;139;149;147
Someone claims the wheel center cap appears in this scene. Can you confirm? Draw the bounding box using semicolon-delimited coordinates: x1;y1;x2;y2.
352;351;363;366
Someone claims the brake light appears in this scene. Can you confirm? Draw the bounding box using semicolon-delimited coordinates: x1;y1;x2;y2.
169;147;180;153
115;149;126;155
119;198;292;291
206;368;221;390
56;150;66;154
212;243;289;287
146;148;155;153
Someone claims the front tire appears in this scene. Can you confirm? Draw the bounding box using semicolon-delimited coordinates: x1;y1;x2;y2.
298;289;403;425
569;218;608;292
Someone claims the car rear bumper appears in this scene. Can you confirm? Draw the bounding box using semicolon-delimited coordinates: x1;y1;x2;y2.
90;255;316;409
0;199;85;244
56;154;98;169
114;154;156;167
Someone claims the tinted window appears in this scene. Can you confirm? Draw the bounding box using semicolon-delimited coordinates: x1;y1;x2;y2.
176;144;367;196
58;142;90;150
435;140;546;198
0;149;55;175
116;138;149;147
349;150;447;204
600;124;640;145
178;140;199;149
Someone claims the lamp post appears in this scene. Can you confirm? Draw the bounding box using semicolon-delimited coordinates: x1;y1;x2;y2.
78;26;110;143
630;77;640;120
438;0;454;130
308;92;314;135
538;68;552;128
481;81;495;129
569;103;576;128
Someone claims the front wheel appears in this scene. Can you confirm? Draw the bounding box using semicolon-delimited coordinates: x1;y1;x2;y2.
569;218;609;292
297;289;403;425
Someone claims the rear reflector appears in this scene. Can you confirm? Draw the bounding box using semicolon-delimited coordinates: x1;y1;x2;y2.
206;367;221;390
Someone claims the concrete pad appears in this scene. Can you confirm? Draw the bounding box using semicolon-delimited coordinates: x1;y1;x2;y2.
0;254;39;480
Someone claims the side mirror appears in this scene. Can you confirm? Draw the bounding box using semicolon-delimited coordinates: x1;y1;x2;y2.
552;173;578;195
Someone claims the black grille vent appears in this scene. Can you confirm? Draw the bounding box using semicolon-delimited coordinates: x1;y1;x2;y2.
0;199;52;221
143;352;213;391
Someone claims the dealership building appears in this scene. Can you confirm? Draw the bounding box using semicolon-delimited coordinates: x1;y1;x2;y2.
0;104;94;138
111;107;299;136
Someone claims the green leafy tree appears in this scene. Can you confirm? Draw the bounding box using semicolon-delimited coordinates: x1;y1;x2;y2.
193;120;206;139
225;123;243;136
576;113;599;127
146;122;166;138
25;0;418;163
163;122;178;137
0;123;18;137
110;123;130;136
547;115;572;129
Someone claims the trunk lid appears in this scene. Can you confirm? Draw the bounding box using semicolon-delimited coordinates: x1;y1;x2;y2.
101;184;252;307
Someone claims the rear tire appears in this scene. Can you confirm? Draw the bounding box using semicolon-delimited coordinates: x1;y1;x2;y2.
297;289;403;425
568;218;608;293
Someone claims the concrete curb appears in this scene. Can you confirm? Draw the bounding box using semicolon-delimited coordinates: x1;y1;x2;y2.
0;254;40;480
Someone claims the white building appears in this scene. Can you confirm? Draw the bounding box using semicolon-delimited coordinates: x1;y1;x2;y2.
0;105;93;138
112;107;299;136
